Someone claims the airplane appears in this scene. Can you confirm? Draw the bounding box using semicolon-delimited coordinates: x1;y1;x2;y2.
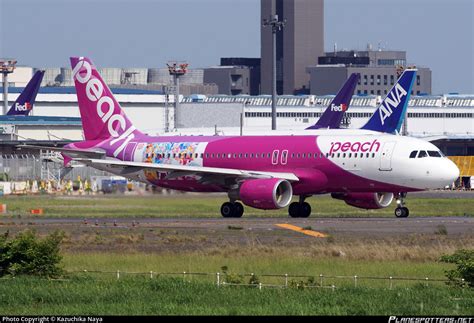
24;57;459;219
6;70;44;116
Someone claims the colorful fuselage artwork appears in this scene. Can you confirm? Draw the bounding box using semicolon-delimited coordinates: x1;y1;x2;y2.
141;142;201;181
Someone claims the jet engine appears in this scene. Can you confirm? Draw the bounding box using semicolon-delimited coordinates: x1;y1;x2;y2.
238;178;293;210
331;192;394;210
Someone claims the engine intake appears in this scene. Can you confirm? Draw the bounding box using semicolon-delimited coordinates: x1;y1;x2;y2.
331;192;394;210
239;178;293;210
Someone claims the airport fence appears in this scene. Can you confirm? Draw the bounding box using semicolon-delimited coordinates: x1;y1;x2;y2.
66;269;453;290
0;154;109;182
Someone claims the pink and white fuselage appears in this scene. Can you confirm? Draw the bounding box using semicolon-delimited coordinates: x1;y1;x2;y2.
69;132;458;200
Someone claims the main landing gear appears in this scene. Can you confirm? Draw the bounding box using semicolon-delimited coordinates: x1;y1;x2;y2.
288;196;312;218
394;192;409;218
220;201;244;218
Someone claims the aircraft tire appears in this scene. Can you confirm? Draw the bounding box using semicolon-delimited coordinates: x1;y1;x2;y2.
395;207;409;218
221;202;235;218
289;202;301;218
299;202;311;218
233;202;244;218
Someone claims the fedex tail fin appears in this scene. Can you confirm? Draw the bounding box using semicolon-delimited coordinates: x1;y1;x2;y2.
70;57;143;142
361;69;416;134
306;73;359;130
7;70;44;116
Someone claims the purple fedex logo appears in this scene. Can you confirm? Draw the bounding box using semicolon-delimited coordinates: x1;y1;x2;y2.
71;58;136;157
329;139;381;154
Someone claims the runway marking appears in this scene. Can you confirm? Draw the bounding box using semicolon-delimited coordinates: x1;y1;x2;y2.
276;224;328;238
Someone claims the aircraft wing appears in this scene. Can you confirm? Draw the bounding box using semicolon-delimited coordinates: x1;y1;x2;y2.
73;157;300;182
17;145;106;159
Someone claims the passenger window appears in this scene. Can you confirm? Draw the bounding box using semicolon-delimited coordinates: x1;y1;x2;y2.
409;151;417;158
342;153;346;158
366;153;369;158
337;153;340;158
348;153;352;158
418;151;428;158
372;153;375;158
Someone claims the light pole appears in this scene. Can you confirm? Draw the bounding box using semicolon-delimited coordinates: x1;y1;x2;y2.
167;62;188;130
263;15;285;130
0;58;17;115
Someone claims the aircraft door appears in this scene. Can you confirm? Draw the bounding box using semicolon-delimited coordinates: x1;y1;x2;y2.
379;142;396;171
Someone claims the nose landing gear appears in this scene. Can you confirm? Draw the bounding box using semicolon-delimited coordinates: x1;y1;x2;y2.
394;192;409;218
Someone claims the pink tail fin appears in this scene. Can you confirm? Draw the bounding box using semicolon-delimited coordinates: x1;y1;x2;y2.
70;57;143;141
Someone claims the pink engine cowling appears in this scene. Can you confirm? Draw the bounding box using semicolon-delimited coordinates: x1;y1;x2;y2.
239;178;293;210
331;192;394;209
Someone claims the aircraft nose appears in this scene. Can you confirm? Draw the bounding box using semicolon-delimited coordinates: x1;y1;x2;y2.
445;159;460;182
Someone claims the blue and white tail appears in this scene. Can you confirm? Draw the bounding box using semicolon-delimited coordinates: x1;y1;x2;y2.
361;69;416;134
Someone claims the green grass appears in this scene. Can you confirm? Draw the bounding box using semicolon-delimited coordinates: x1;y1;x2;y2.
1;194;473;218
61;252;454;288
0;276;472;315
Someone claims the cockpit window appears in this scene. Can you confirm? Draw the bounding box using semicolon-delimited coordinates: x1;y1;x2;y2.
417;150;428;158
409;151;417;158
428;151;442;157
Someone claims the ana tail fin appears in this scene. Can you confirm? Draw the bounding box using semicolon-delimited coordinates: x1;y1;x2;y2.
361;69;416;133
7;70;44;116
306;73;359;130
70;57;143;141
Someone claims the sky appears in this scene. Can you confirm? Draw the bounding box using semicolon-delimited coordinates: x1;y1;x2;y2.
0;0;473;94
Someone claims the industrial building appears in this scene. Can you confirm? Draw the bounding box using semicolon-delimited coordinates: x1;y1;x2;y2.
0;65;218;96
204;58;261;96
307;49;432;95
